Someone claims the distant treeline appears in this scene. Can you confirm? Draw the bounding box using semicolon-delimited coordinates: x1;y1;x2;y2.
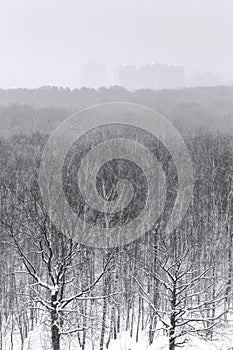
0;86;233;137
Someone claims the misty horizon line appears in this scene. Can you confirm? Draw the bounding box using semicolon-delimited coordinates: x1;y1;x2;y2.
0;84;233;91
1;61;233;90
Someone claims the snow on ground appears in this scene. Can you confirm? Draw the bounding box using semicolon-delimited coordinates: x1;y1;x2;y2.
24;325;49;350
20;326;233;350
3;321;233;350
108;330;233;350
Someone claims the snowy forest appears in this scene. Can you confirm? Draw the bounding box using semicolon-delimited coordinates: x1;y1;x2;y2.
0;86;233;350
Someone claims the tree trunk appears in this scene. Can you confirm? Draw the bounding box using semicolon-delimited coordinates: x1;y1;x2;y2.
136;294;141;343
51;293;60;350
169;314;176;350
51;319;60;350
99;295;107;350
169;282;177;350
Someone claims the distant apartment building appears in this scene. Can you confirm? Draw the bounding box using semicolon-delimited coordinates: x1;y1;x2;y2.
118;64;137;90
188;71;221;87
80;61;107;88
118;63;185;90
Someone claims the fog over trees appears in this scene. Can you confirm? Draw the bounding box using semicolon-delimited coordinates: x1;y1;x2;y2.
0;87;233;349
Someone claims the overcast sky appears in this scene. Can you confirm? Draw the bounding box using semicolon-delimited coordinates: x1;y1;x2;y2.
0;0;233;87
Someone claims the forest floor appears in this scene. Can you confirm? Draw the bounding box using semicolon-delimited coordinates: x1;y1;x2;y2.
4;322;233;350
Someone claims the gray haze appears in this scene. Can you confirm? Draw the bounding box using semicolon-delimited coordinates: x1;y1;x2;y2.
1;0;233;87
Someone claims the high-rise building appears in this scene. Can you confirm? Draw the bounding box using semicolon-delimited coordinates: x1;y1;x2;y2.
118;64;137;90
118;62;185;90
188;71;221;87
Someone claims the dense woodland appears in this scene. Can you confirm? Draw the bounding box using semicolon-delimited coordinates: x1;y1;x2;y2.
0;87;233;350
0;86;233;137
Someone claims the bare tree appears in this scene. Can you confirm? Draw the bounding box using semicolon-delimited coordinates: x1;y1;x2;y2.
135;249;227;350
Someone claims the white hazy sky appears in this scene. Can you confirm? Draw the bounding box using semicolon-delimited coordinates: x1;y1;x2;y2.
0;0;233;87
